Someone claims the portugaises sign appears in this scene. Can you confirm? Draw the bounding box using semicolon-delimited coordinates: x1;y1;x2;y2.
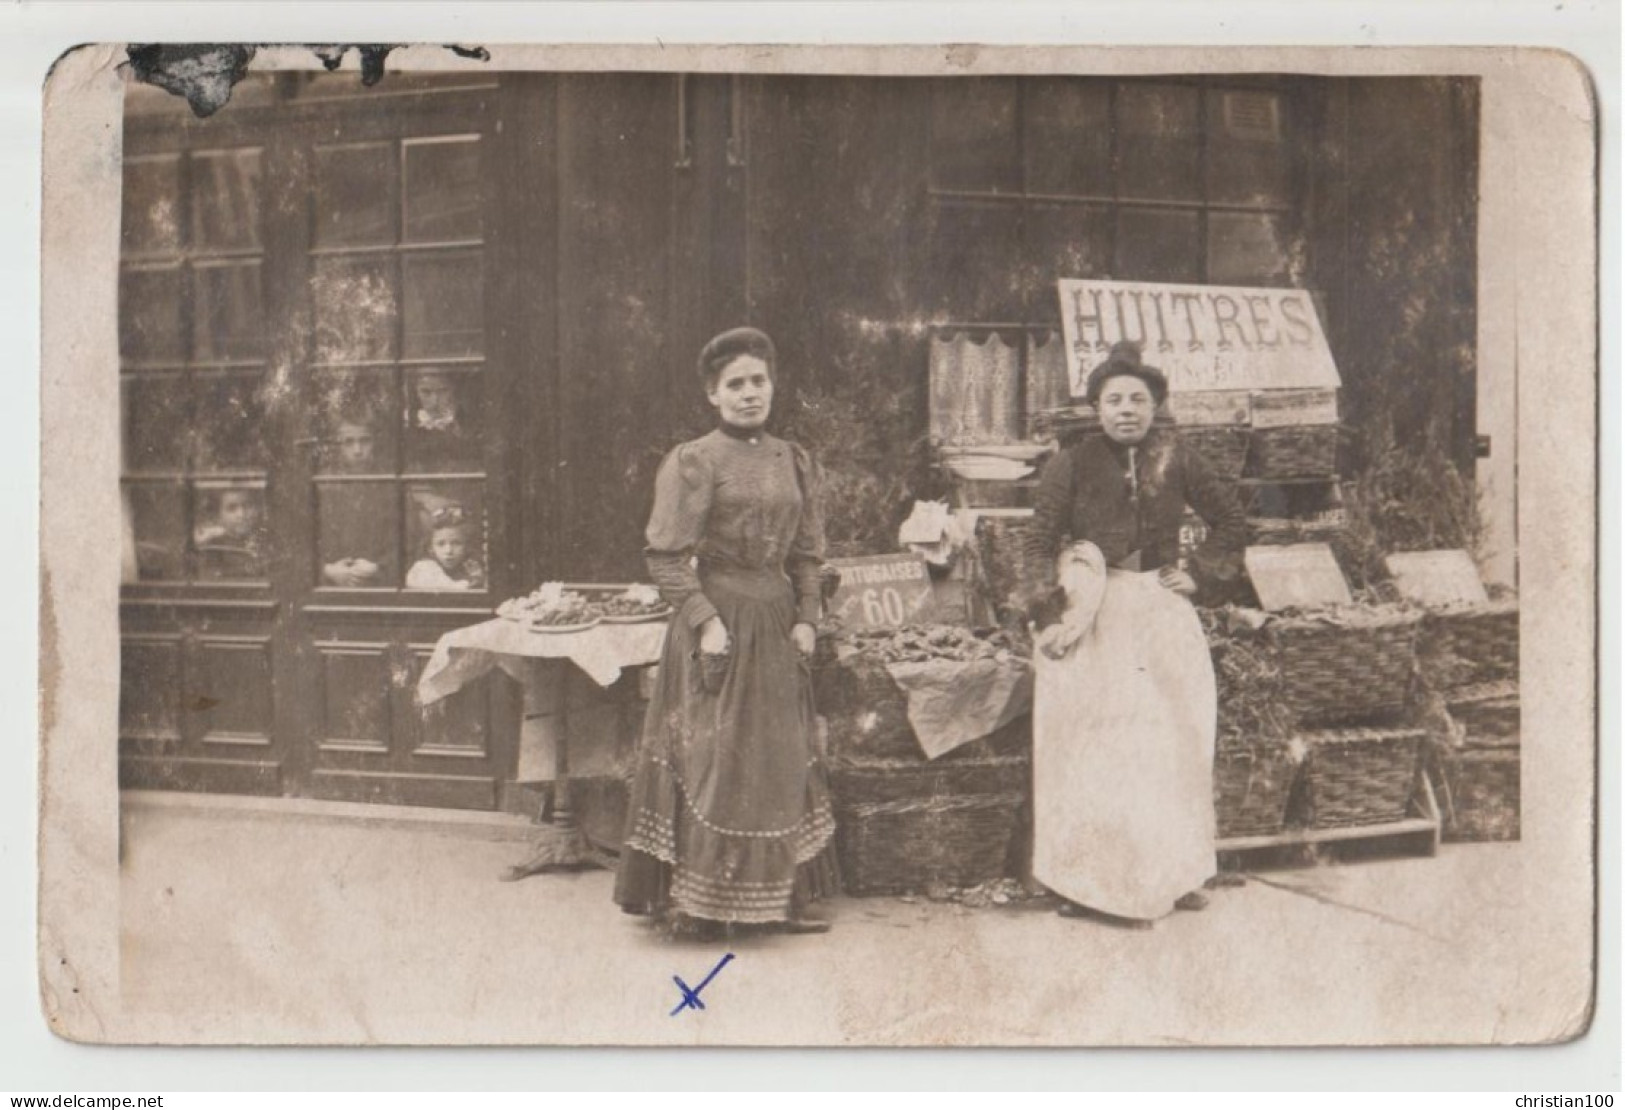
1056;279;1341;396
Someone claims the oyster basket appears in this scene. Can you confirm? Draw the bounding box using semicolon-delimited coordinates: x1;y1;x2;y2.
1248;425;1340;479
1420;599;1520;687
1213;740;1302;839
1271;610;1423;724
1301;726;1424;828
1440;748;1520;842
812;650;918;762
1179;427;1251;481
832;767;1020;897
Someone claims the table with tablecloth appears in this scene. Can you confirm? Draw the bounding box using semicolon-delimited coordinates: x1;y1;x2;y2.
417;617;669;705
417;616;670;878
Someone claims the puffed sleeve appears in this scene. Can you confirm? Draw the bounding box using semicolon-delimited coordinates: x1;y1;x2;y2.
787;443;828;625
645;442;720;631
1179;441;1249;588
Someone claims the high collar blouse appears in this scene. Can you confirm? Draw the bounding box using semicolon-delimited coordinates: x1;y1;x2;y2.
644;428;827;630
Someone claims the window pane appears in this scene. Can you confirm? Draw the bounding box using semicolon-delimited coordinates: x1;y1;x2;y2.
191;148;263;252
126;481;187;581
193;371;267;472
193;482;268;581
1116;83;1200;202
404;481;487;592
122;374;188;472
403;138;482;242
928;202;1024;320
402;368;483;473
313;142;398;247
1023;80;1112;196
193;261;265;362
312;255;398;363
120;266;187;364
317;481;400;587
929;78;1021;193
1023;204;1112;321
1206;90;1290;208
314;368;397;475
1207;212;1293;285
1115;208;1200;282
122;156;182;255
401;250;483;358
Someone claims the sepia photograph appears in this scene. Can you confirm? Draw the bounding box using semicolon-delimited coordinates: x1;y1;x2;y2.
35;39;1599;1051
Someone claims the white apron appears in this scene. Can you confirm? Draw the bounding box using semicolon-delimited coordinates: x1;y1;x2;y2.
1032;543;1218;921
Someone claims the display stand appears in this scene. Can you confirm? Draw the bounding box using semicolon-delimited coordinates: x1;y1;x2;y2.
1216;772;1442;860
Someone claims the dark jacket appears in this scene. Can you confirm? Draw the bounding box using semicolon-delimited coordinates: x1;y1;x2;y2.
1021;428;1248;603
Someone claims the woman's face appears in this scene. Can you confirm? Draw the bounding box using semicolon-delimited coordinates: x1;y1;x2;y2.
1096;375;1156;445
707;354;773;430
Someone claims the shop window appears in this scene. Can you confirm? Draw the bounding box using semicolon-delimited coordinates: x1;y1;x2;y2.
927;78;1301;323
119;145;272;584
305;133;491;595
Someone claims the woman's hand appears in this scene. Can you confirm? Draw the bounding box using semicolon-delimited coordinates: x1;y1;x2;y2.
791;621;816;659
698;616;731;655
1157;566;1197;597
1036;621;1085;660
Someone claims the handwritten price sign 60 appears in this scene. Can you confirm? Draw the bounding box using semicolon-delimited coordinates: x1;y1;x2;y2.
827;553;933;631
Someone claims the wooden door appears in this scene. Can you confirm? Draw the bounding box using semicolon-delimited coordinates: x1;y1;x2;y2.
119;72;530;809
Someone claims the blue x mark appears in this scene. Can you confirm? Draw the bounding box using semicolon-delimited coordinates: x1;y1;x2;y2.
670;953;736;1016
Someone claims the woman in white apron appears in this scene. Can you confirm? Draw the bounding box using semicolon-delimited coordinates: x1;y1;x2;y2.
1022;342;1248;927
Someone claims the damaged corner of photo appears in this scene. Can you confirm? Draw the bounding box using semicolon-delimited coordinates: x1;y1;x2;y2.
35;40;1601;1048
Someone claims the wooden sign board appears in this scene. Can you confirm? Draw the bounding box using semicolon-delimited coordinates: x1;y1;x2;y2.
1385;550;1490;606
1166;390;1253;427
826;553;936;631
1251;388;1340;428
1057;279;1341;397
1244;543;1353;611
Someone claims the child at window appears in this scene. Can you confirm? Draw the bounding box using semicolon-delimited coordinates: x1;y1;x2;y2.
405;513;485;591
404;370;478;472
194;487;266;580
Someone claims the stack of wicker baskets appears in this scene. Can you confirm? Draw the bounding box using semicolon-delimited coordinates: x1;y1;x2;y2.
1419;598;1521;841
1270;607;1428;831
813;640;1031;896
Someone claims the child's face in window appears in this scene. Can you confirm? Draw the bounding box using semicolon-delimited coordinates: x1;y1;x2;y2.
415;376;457;421
218;491;260;537
336;422;375;468
431;526;468;569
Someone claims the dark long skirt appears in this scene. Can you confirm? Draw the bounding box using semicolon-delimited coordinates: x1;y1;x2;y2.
614;565;838;924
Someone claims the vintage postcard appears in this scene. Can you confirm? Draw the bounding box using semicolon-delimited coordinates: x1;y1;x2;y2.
38;43;1597;1047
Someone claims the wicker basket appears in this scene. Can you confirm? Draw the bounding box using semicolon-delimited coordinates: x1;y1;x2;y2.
1271;610;1422;724
1248;425;1339;478
835;793;1026;896
1420;599;1519;687
1440;748;1520;842
1301;726;1424;828
813;652;918;762
1213;741;1302;839
1447;681;1520;749
831;752;1031;805
1179;427;1251;481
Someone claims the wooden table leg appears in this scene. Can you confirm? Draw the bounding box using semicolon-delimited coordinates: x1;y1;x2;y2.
501;661;616;881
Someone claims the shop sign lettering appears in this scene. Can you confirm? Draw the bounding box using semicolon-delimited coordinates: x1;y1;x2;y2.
826;553;934;631
1058;280;1341;396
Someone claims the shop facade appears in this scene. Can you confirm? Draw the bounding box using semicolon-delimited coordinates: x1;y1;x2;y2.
117;70;1486;811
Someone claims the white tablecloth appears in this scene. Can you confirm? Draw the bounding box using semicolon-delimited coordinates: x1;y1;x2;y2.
417;617;669;705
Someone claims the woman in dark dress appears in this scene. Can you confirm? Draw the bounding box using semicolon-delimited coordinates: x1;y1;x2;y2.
614;327;838;937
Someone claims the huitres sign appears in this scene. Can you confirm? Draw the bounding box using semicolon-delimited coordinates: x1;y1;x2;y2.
1057;280;1341;397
